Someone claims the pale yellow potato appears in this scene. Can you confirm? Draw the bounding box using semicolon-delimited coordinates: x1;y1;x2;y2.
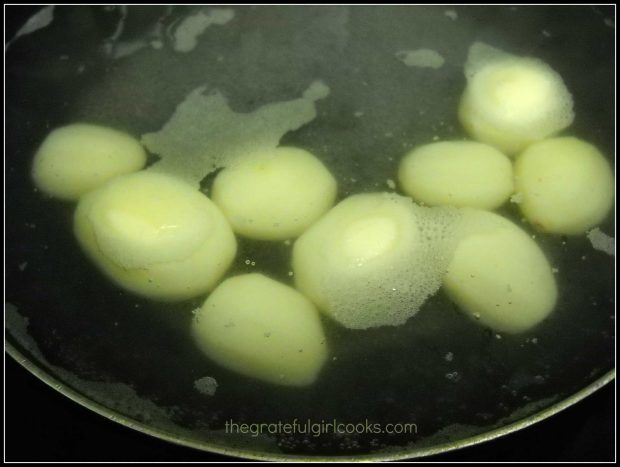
443;210;557;334
459;43;574;155
293;192;460;329
514;137;614;235
398;141;514;209
192;273;328;386
74;172;236;301
211;147;337;240
32;123;146;200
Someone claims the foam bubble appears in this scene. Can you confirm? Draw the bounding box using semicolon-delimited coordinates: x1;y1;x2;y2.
587;228;615;256
193;376;218;396
173;8;235;53
293;192;464;329
396;49;445;69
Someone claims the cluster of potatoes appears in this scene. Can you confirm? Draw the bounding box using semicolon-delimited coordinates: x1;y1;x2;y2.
32;43;614;387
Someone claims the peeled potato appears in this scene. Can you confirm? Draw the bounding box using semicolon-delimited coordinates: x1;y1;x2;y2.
398;141;514;209
32;123;146;200
514;137;614;235
443;210;557;334
74;172;236;301
211;147;337;240
459;42;574;155
192;273;328;386
293;192;460;329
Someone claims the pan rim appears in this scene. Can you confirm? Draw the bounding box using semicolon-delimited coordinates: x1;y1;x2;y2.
5;340;615;461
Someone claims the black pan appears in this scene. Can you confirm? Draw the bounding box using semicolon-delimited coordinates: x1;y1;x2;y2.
5;5;615;461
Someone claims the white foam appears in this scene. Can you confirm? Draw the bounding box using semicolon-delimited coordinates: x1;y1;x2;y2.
510;192;524;204
396;49;445;69
297;193;464;329
193;376;218;396
142;81;330;188
173;8;235;53
444;10;458;20
587;228;615;256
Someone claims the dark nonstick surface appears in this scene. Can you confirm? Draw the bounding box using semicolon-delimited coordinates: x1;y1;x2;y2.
5;5;615;460
5;357;613;461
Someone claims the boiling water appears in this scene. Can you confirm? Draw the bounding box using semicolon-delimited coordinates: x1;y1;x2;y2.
6;6;615;458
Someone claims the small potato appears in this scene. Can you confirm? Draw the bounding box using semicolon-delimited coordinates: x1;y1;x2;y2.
192;273;328;386
211;147;337;240
293;192;459;329
74;172;236;301
32;123;146;200
398;141;514;209
459;43;574;155
514;137;614;235
443;210;557;334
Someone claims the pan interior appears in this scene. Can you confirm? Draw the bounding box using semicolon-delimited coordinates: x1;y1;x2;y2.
5;5;615;458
